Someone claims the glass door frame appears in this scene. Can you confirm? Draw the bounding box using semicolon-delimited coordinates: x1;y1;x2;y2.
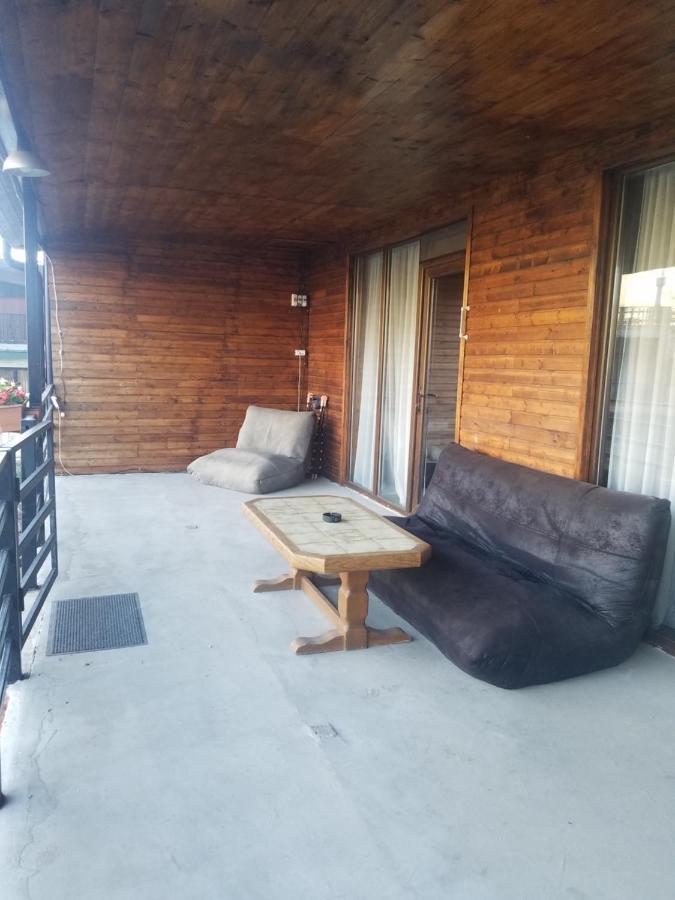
585;154;675;652
344;241;414;513
584;152;675;484
409;251;468;508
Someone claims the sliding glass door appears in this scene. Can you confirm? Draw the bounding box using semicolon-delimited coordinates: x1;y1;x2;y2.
348;241;420;508
600;160;675;627
378;242;420;505
348;223;468;510
349;251;383;492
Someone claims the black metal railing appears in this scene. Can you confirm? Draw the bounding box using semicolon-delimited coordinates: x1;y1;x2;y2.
15;408;58;641
0;448;22;806
0;389;58;805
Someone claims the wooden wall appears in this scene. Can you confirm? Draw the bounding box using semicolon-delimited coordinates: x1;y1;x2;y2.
458;157;597;478
50;241;305;473
306;247;348;482
304;149;616;485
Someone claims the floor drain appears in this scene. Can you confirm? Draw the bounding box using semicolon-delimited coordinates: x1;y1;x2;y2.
307;723;339;741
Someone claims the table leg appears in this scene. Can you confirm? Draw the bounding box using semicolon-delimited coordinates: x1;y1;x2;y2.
292;571;410;655
252;568;307;593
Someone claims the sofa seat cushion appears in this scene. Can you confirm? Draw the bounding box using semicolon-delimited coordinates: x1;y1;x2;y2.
187;448;305;494
369;516;642;689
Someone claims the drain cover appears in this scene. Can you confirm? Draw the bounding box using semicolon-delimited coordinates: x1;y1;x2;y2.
47;593;147;656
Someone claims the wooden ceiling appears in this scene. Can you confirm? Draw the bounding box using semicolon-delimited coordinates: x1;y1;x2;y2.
2;0;675;247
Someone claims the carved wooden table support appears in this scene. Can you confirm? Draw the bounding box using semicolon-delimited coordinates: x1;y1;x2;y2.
253;569;410;655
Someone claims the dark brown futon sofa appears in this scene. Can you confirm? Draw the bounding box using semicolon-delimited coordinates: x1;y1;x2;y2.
370;444;671;689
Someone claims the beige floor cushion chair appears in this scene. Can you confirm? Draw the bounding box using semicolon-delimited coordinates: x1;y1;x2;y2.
188;405;316;494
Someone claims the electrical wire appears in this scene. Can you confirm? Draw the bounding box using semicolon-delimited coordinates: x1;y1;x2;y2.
46;253;73;475
297;354;303;411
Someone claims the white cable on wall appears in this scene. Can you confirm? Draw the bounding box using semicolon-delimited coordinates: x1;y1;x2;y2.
46;253;73;475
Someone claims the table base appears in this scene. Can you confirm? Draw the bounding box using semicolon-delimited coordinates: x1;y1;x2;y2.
252;568;411;655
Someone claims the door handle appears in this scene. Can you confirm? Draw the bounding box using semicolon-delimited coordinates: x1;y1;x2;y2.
418;392;438;399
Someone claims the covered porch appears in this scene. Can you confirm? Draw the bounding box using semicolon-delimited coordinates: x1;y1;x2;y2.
0;1;674;897
1;471;674;900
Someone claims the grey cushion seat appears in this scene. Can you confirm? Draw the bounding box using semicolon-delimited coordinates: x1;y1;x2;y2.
188;447;305;493
188;405;315;494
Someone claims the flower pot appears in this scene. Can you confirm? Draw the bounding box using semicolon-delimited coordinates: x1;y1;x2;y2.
0;404;24;433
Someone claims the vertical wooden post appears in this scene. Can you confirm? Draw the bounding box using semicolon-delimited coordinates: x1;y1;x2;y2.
23;182;45;410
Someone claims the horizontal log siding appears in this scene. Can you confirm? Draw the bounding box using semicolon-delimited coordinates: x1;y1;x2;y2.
459;162;597;478
307;248;348;481
305;155;602;484
51;241;303;473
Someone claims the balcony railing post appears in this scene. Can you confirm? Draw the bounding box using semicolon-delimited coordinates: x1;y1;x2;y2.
19;416;40;593
23;182;46;409
0;454;22;683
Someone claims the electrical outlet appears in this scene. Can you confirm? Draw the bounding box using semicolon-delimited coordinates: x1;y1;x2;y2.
291;293;308;307
294;349;306;357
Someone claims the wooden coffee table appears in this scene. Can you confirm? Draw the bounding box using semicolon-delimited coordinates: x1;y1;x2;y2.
243;495;431;655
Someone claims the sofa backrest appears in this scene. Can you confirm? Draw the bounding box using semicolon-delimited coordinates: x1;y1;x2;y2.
416;443;671;626
236;406;315;461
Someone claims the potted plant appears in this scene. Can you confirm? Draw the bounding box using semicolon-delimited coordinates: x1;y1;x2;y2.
0;378;27;432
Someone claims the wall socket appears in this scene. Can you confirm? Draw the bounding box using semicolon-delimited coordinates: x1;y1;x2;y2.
291;293;308;307
294;349;306;357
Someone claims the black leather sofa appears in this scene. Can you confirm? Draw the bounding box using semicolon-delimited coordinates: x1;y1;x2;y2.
370;444;671;689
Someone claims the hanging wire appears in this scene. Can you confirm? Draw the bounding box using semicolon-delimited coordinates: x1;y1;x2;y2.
46;253;74;475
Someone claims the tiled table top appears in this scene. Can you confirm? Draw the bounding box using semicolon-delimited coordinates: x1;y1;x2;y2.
248;495;417;556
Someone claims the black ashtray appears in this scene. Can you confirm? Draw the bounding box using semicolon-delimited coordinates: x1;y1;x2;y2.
322;512;342;523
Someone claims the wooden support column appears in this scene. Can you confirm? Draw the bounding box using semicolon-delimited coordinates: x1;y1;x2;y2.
23;182;45;411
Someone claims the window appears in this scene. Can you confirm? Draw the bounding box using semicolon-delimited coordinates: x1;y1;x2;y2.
349;241;419;508
599;160;675;627
348;222;467;509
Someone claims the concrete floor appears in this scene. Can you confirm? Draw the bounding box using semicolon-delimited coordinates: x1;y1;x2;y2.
0;474;674;900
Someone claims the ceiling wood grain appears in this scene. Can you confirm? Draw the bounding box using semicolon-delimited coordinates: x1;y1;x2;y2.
2;0;674;245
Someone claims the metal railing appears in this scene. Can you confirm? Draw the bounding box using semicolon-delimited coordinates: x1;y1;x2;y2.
15;408;58;641
0;389;58;805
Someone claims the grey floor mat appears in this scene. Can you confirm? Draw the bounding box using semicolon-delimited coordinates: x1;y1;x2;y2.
46;593;147;655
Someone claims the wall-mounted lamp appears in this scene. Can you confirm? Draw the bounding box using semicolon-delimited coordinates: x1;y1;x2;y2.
2;148;50;178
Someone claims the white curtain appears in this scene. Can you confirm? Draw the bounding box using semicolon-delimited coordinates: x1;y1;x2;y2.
350;251;383;490
607;162;675;626
378;241;420;506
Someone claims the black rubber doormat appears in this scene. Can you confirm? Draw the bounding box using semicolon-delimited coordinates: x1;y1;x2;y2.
46;593;147;656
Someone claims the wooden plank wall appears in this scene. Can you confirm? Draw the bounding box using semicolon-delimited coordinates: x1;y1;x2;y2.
306;150;601;484
50;240;305;473
458;157;597;478
306;247;348;481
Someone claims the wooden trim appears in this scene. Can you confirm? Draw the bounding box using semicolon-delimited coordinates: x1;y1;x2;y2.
576;169;614;481
341;254;356;484
579;171;623;482
409;265;433;509
455;208;474;446
338;249;351;483
419;250;466;279
371;249;389;496
409;247;467;509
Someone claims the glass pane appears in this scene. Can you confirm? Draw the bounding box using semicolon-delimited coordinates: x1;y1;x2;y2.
349;251;383;491
602;161;675;626
419;220;467;261
378;241;420;506
420;272;464;493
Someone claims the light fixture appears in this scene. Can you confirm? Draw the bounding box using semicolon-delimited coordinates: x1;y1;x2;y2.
2;148;50;178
